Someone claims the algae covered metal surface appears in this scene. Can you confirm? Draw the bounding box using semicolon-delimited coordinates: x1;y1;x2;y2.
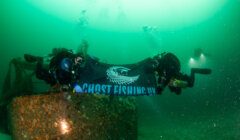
9;93;137;140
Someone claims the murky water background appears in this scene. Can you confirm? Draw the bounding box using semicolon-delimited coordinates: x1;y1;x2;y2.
1;0;240;139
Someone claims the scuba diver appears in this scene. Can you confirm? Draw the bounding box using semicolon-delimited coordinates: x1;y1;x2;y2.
25;49;84;89
151;52;211;95
24;47;86;90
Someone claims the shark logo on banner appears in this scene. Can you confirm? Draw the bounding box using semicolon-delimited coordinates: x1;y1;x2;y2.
106;66;140;85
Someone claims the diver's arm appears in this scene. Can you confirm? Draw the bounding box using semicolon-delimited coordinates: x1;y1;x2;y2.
168;79;189;88
166;76;192;95
169;68;212;88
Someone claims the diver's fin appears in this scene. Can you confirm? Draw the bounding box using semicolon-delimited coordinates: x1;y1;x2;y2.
24;54;43;63
191;68;212;75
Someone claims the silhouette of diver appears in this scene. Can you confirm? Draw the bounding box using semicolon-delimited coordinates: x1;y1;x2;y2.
24;48;85;90
151;52;211;94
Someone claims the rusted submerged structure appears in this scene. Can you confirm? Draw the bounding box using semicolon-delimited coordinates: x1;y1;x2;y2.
0;58;138;139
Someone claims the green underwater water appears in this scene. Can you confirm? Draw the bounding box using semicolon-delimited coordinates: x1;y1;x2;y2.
1;0;240;139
